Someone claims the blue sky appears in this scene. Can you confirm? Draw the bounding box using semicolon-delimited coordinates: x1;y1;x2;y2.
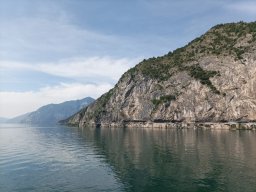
0;0;256;117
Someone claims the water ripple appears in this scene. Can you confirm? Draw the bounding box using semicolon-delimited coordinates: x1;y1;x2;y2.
1;125;256;192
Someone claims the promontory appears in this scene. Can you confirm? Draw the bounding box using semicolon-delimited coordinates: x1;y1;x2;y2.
66;22;256;129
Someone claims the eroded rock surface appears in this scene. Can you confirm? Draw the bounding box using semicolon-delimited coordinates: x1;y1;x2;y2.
67;22;256;129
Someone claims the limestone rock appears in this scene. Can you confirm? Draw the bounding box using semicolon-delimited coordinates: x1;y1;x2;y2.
67;22;256;129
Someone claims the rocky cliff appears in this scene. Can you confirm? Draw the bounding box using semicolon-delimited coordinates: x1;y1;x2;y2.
68;22;256;128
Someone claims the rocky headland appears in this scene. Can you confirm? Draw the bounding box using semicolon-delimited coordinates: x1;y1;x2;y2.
66;22;256;130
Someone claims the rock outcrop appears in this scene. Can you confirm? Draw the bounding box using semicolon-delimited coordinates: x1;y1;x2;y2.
67;22;256;129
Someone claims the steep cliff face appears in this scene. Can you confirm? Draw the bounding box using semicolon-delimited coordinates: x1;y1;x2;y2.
68;22;256;128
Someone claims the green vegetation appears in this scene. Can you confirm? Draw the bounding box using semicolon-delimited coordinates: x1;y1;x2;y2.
132;21;256;94
140;60;171;81
194;21;256;61
91;88;115;119
89;22;256;119
152;95;176;107
184;65;221;94
127;67;136;79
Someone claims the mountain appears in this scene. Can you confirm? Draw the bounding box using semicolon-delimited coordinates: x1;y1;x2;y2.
9;97;94;125
67;21;256;129
7;113;31;123
0;117;9;123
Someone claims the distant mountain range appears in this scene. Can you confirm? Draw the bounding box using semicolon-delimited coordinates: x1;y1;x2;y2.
8;97;94;125
0;117;8;123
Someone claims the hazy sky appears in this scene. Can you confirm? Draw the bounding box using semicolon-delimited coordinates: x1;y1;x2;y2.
0;0;255;118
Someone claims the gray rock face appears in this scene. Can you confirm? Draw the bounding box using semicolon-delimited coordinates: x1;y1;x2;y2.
68;22;256;129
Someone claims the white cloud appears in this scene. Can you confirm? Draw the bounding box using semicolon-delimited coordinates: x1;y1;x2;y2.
0;57;140;82
0;83;113;118
0;56;140;118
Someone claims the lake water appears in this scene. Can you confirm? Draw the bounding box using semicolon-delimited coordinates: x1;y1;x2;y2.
0;124;256;192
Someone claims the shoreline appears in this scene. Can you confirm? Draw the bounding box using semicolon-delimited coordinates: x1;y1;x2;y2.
74;121;256;130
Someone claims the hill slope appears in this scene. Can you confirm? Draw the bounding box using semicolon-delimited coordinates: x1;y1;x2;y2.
68;22;256;128
9;97;94;125
0;117;9;123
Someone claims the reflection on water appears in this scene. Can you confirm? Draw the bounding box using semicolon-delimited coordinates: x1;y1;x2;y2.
0;124;256;192
79;128;256;192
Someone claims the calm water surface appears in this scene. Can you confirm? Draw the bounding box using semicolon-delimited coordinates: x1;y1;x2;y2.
0;124;256;192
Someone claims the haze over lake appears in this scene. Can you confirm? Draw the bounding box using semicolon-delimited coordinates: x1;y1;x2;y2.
1;124;256;192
